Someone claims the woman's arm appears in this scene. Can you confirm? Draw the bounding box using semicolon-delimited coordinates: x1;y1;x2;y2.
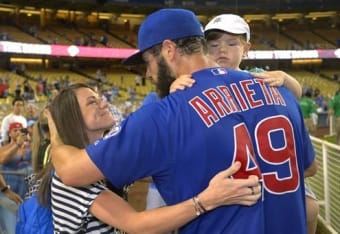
91;162;261;234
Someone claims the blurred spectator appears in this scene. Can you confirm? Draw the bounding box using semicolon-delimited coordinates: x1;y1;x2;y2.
0;172;22;234
0;78;9;98
120;75;124;84
23;80;35;102
14;78;22;98
127;86;136;102
299;89;318;135
328;89;340;145
48;88;59;103
313;88;328;112
135;74;142;86
100;34;108;46
0;122;32;233
35;76;44;96
0;32;9;40
0;97;27;146
25;103;39;135
0;122;32;198
112;83;120;99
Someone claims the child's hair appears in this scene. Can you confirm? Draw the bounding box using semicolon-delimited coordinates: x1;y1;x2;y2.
206;30;248;44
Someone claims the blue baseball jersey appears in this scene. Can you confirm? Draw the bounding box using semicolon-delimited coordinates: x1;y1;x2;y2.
87;68;314;234
142;91;159;106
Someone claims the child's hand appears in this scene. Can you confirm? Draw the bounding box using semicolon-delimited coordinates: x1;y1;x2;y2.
170;75;195;93
251;71;285;87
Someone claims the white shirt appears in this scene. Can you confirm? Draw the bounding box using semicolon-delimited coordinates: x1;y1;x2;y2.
0;113;27;144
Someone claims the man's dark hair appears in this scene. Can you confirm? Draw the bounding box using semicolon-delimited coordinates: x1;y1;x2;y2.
148;36;207;57
12;96;25;106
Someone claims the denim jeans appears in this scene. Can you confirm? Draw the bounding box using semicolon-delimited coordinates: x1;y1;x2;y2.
0;193;18;234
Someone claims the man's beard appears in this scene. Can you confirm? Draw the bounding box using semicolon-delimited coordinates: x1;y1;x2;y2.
156;56;176;99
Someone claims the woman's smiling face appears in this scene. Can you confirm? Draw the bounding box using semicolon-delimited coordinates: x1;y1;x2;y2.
75;87;115;141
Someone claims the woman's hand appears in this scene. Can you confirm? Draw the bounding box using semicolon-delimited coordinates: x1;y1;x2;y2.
198;162;262;210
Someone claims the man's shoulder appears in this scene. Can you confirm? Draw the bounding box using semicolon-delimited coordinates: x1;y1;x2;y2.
193;67;250;79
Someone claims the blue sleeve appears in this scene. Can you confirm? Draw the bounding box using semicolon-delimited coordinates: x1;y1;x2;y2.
303;127;315;170
142;92;159;106
85;103;172;188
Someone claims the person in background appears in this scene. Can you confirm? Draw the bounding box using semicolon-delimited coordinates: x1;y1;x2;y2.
0;172;23;234
43;83;261;233
328;88;340;145
0;121;30;234
0;122;32;198
299;88;318;136
25;103;39;124
49;9;315;234
0;97;27;146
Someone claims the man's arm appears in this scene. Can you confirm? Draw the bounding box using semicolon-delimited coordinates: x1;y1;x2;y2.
51;146;103;186
47;110;104;186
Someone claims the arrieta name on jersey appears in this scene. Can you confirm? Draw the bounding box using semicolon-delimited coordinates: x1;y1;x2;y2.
189;78;286;128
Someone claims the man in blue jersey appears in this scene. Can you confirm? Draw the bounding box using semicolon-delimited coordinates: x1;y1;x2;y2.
49;9;316;234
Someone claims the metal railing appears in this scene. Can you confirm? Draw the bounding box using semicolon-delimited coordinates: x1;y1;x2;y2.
308;136;340;234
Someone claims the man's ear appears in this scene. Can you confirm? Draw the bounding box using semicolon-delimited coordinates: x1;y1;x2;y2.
161;40;177;60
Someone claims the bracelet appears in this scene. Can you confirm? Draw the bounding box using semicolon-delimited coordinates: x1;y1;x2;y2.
1;185;9;193
192;196;206;216
193;196;207;213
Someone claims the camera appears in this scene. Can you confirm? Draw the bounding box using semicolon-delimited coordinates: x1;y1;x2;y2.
20;128;29;134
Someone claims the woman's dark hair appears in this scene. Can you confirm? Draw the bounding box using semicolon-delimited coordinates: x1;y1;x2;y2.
37;83;94;206
49;83;93;148
32;108;50;173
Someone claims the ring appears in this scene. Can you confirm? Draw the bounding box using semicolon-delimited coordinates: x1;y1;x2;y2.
250;187;255;195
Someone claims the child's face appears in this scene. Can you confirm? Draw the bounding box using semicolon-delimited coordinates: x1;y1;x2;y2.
207;32;250;70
